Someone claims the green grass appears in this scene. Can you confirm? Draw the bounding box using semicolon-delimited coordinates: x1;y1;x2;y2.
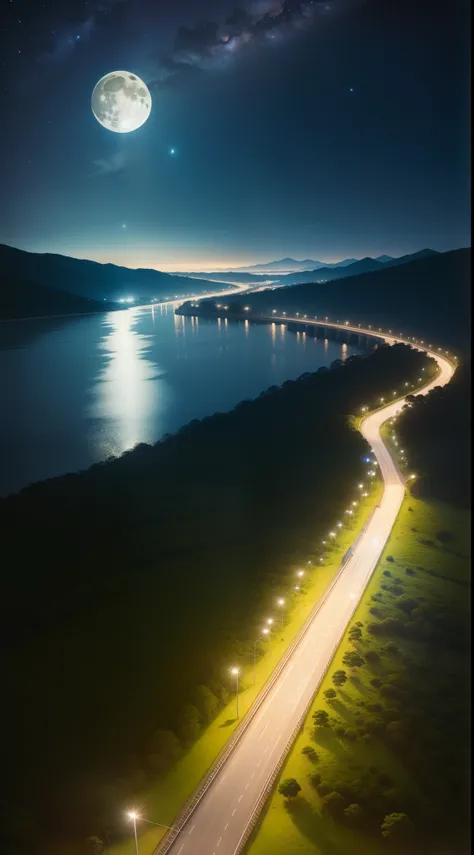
246;497;470;855
106;483;382;855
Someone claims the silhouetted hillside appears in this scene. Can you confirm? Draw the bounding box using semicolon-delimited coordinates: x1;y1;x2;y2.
276;248;439;285
199;248;470;355
0;244;235;311
0;273;117;319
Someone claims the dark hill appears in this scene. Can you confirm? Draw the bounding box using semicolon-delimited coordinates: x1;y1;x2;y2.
276;248;439;285
0;273;117;320
0;244;234;310
199;248;471;356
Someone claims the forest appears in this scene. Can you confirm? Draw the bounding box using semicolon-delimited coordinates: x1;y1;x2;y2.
0;343;433;854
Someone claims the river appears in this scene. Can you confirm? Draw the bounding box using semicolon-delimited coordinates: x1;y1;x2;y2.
0;304;358;497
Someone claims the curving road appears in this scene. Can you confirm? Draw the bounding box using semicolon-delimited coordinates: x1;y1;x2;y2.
160;318;455;855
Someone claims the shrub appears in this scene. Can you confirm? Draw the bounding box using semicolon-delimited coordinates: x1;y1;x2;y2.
278;778;302;800
381;812;415;840
386;555;394;562
365;649;380;663
370;606;384;617
342;651;364;669
334;725;346;737
332;670;348;687
316;782;333;797
301;745;318;760
396;596;419;614
313;709;330;727
322;791;346;817
389;585;404;596
324;688;337;701
384;642;399;655
366;716;385;735
383;570;392;577
345;727;358;741
309;772;321;788
405;567;415;576
362;733;372;744
344;803;365;826
367;702;383;713
370;677;382;688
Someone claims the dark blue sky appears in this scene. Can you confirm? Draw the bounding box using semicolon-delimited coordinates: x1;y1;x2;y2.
0;0;470;270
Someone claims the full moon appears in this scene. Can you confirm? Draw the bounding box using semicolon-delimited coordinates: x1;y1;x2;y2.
91;71;152;134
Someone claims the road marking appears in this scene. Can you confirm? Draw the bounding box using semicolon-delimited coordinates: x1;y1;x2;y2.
217;837;222;847
258;722;269;739
245;783;249;790
251;771;255;779
177;846;184;854
257;760;261;767
224;823;229;830
232;808;237;816
238;794;243;802
188;825;195;835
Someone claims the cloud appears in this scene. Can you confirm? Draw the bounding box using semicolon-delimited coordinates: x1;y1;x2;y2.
91;150;128;177
149;0;335;89
39;0;127;64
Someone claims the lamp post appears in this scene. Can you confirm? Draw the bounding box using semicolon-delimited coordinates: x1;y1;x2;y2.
127;812;139;855
262;626;270;653
230;667;239;718
277;598;285;631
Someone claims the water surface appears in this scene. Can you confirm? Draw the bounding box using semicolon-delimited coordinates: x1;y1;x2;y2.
0;305;357;496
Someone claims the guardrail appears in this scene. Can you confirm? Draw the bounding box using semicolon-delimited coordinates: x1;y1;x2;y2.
153;501;380;854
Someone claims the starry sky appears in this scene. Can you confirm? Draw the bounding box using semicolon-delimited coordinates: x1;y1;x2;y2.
0;0;470;271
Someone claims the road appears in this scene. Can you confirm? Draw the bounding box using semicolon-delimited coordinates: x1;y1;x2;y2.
160;318;455;855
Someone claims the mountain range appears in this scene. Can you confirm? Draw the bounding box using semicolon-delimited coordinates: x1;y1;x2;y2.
206;248;470;356
0;244;236;319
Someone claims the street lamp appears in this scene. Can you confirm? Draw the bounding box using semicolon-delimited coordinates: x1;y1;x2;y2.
127;812;139;855
277;598;285;630
230;667;239;718
262;626;270;652
296;569;304;578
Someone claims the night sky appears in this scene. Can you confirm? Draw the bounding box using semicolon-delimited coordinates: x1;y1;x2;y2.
0;0;470;271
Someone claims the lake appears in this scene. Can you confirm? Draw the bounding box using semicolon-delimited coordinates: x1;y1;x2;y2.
0;304;358;497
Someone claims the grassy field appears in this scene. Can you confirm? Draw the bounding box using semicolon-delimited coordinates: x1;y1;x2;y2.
246;496;470;855
107;482;382;855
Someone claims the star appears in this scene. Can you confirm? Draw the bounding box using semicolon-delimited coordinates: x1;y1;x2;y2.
349;87;354;92
169;147;176;156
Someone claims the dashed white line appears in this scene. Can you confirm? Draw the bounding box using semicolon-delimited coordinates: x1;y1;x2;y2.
232;808;237;816
238;794;243;803
245;783;249;790
224;823;229;830
177;846;184;855
188;825;195;835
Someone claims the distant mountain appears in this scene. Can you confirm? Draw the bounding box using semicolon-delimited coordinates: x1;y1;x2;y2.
375;255;394;263
0;274;117;320
208;248;469;356
177;271;271;284
0;245;235;315
275;249;440;286
231;257;358;273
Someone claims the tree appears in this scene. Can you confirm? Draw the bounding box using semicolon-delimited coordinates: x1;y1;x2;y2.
344;803;365;826
312;709;330;727
148;729;181;760
348;626;362;644
322;791;346;817
324;688;337;701
332;670;347;687
191;684;220;722
85;838;104;854
278;778;301;800
342;650;364;670
381;812;415;840
177;704;203;744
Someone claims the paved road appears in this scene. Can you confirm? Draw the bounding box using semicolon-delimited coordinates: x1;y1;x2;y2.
163;320;455;855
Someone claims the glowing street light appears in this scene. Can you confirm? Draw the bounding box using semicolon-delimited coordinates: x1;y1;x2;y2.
329;531;336;538
296;569;304;578
127;812;140;855
262;626;271;652
294;585;301;608
230;667;240;718
337;522;343;528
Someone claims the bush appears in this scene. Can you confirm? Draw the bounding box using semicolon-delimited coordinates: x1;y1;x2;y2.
344;803;365;826
365;649;380;663
367;617;407;636
278;778;302;800
332;670;348;687
396;596;419;614
309;772;321;788
301;745;318;761
334;724;346;737
384;642;399;655
381;812;415;840
342;651;364;669
405;567;415;576
324;688;337;701
367;702;383;713
370;677;382;688
313;709;330;727
316;782;333;797
386;555;395;562
322;791;346;817
436;529;454;544
389;585;404;596
362;733;372;744
345;727;358;741
366;716;385;735
383;570;392;577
